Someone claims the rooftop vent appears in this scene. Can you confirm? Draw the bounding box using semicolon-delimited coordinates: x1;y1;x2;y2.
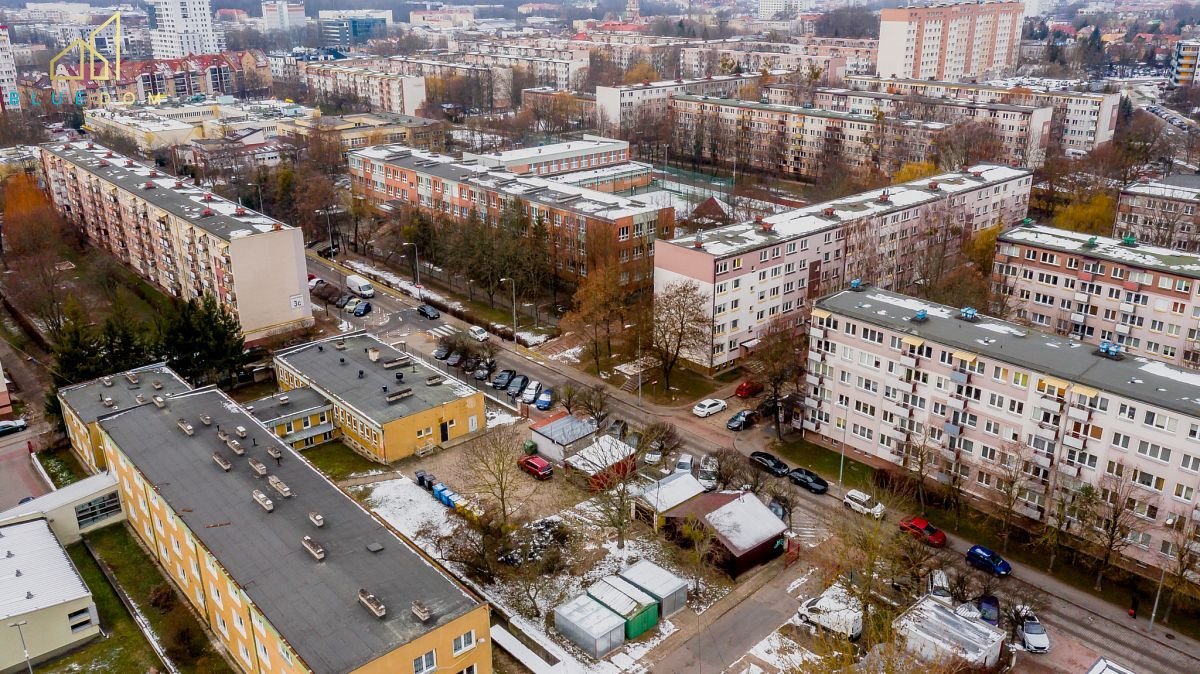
1083;236;1098;249
252;489;274;512
267;446;282;460
202;192;213;201
87;143;95;149
877;190;890;203
152;395;166;408
248;458;268;476
236;426;247;438
309;512;325;527
125;372;139;385
98;160;108;167
278;395;290;405
395;372;405;382
212;453;232;471
1121;234;1138;247
912;309;929;323
200;414;212;425
174;180;184;189
426;374;445;386
105;151;114;158
303;536;326;561
823;206;836;217
152;380;163;390
135;394;146;404
201;209;214;217
143;181;156;190
268;475;292;498
412;600;433;622
125;159;134;167
358;589;386;618
970;170;983;178
849;278;864;291
177;419;194;435
387;387;414;403
384;355;411;369
928;181;939;190
358;369;365;379
1021;217;1035;228
102;396;114;408
101;376;113;387
335;339;347;350
692;234;703;249
149;170;158;177
756;214;772;232
958;307;980;322
227;438;245;455
235;207;246;216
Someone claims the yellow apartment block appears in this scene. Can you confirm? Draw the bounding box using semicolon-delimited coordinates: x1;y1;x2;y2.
98;386;492;674
274;333;485;463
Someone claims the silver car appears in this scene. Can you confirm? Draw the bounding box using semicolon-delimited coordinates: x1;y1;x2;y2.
520;380;542;404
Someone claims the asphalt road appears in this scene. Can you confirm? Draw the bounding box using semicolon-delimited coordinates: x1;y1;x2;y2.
0;429;48;509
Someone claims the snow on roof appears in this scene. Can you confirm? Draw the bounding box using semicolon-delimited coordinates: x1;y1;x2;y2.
893;596;1005;665
554;594;625;638
565;435;636;475
1085;657;1138;674
587;576;653;617
637;472;705;513
1122;179;1200;202
0;519;92;621
703;493;786;555
465;134;625;164
549;161;652;185
0;473;117;522
1000;224;1200;279
85;108;192;132
619;560;688;598
531;413;597;445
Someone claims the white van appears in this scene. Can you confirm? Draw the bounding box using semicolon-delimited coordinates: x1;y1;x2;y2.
346;274;375;298
797;583;863;641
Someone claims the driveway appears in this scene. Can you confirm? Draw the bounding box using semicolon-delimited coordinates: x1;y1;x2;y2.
0;430;50;508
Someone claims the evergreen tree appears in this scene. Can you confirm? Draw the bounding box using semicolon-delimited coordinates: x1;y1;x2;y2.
50;298;103;386
162;295;246;384
100;296;153;373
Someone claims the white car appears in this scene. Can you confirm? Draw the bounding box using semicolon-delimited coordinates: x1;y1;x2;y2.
468;325;489;342
1018;610;1050;653
692;398;727;418
842;489;886;519
674;453;694;474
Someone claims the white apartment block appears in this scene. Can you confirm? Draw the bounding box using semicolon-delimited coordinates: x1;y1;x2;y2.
0;27;20;112
1117;179;1200;253
453;51;586;91
306;57;507;109
1171;40;1200;87
302;62;427;116
805;286;1200;574
653;164;1032;371
845;75;1121;152
596;71;785;132
260;0;305;32
994;223;1200;369
317;9;392;25
146;0;225;59
878;1;1023;81
679;38;877;78
40;141;313;343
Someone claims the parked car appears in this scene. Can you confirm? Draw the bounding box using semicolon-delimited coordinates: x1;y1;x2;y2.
1018;610;1050;653
898;515;947;547
787;467;828;494
797;583;863;641
473;364;493;380
696;455;719;490
624;431;643;451
346;297;364;313
432;344;451;360
308;278;326;291
506;374;529;397
334;293;353;308
417;304;440;319
749;451;789;477
965;545;1012;576
492;369;516;389
446;351;464;367
520;380;542;404
353;301;372;317
0;419;27;437
692;398;728;418
735;380;764;397
726;409;759;431
978;595;1000;627
644;440;664;465
518;455;553;480
926;570;952;604
606;419;629;440
757;396;779;417
842;489;885;519
17;495;34;504
768;499;786;520
675;453;694;474
535;388;555;411
462;355;480;372
468;326;489;341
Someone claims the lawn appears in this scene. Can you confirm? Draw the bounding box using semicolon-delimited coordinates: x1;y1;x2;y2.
38;446;89;487
226;378;279;404
42;543;164;674
302;440;385;481
86;525;234;674
639;366;721;405
774;436;877;492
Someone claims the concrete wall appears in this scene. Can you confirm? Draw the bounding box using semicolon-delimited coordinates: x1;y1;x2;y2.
227;227;314;344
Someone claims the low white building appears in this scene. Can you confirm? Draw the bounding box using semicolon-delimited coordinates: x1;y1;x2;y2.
893;596;1005;668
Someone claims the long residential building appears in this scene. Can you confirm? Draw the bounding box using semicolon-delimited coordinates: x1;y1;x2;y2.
668;95;949;178
844;75;1120;153
878;1;1024;81
40;141;314;344
678;37;878;77
303;56;510;110
993;223;1200;369
654;164;1032;371
301;62;427;116
1171;39;1200;87
461;135;628;176
596;71;785;132
765;84;1054;168
349;145;674;290
278;112;449;156
99;385;493;674
804;286;1200;575
0;27;20;111
1117;178;1200;253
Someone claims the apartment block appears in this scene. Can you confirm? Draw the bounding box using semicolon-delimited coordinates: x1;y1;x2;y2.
1117;179;1200;253
878;1;1023;81
302;62;427;116
654;164;1032;371
83;108;199;152
548;161;654;194
668;95;948;178
993;223;1200;369
0;27;20;111
521;87;598;128
278;112;449;156
58;363;192;472
766;85;1053;168
40;142;314;344
462;135;628;176
845;75;1120;153
99;386;492;674
47;50;272;107
449;51;586;91
248;386;336;450
319;16;386;47
596;71;783;131
1171;40;1200;87
805;286;1200;574
349;145;674;290
146;0;226;59
677;48;847;83
260;0;305;32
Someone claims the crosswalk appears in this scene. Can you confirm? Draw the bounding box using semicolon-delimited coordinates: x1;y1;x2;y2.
789;522;829;549
428;324;459;339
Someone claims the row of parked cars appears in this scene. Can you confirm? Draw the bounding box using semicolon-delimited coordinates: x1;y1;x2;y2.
1146;104;1192;130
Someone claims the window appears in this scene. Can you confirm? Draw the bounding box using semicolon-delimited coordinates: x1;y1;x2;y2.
1183;454;1200;472
1133;468;1165;491
68;607;94;633
414;651;436;674
453;630;476;654
458;667;478;674
75;492;122;528
1138;441;1172;463
1144;411;1178;433
1175;484;1195;501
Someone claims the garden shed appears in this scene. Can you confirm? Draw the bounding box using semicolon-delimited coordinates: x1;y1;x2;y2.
618;560;689;618
554;594;626;658
587;575;660;639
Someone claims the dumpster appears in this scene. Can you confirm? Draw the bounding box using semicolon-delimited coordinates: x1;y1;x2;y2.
432;483;447;502
415;470;428;488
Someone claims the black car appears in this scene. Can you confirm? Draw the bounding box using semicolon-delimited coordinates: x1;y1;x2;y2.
757;396;779;417
749;451;789;477
473;359;497;380
726;409;760;431
462;355;481;372
432;345;451;360
334;293;353;308
492;369;516;389
417;304;441;319
353;301;372;317
446;351;464;367
787;467;829;494
606;419;629;440
506;374;529;397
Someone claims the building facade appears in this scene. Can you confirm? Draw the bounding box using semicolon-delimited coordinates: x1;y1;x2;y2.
1171;40;1200;87
301;62;427;116
1117;179;1200;253
654;165;1032;371
260;0;305;32
878;1;1024;81
805;286;1200;576
349;145;674;290
595;71;782;132
248;386;336;449
99;386;493;674
146;0;226;59
319;16;386;48
40;142;314;344
0;27;20;111
278;113;448;156
677;47;847;82
461;135;628;176
993;223;1200;369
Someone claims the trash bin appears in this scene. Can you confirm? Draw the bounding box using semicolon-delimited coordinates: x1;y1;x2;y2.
523;440;537;455
432;483;447;502
415;470;428;488
423;474;437;491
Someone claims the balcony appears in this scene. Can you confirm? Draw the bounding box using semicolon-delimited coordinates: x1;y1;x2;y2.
943;422;962;437
806;373;822;387
1116;323;1131;335
1071;312;1086;324
1057;462;1082;478
945;396;966;411
1119;302;1135;313
1067;406;1090;422
900;355;917;368
810;327;825;340
949;370;969;385
808;350;825;363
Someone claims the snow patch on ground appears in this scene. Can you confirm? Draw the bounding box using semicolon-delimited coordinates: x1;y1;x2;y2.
786;568;816;595
486;410;522;428
621;619;677;661
549;345;584;363
349;469;386;478
338;320;354;332
746;632;817;670
518;330;550;346
359;476;455;541
343;260;464;310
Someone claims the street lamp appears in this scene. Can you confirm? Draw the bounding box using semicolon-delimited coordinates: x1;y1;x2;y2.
499;277;517;342
467;278;476;302
402;242;421;300
624;323;643;406
316;208;336;262
9;620;33;674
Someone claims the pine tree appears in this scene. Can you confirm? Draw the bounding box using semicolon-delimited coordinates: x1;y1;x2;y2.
100;296;153;373
50;298;103;386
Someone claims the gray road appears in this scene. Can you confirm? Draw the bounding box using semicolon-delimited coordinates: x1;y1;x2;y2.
0;429;48;509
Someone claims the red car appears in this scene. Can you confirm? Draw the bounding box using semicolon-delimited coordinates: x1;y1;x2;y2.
518;455;553;480
735;381;764;398
899;515;947;547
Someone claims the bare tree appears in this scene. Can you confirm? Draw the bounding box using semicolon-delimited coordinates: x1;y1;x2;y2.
649;280;712;391
558;382;581;415
1158;509;1200;625
462;425;534;528
747;317;806;439
993;440;1035;553
998;581;1048;641
1085;470;1157;591
578;385;611;430
679;515;715;590
588;436;647;550
900;435;940;516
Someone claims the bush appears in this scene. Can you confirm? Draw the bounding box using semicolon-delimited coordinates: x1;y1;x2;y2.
162;607;206;664
148;582;176;614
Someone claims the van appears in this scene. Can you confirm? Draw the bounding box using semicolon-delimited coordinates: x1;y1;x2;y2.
346;274;375;298
797;583;863;641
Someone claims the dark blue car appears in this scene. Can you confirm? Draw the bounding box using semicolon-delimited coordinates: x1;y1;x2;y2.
966;545;1012;576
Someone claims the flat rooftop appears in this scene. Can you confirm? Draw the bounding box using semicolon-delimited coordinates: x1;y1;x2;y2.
664;164;1029;257
247;386;330;425
463;134;625;166
1000;223;1200;280
41;141;297;241
1121;179;1200;201
846;74;1112;99
817;287;1200;417
802;85;1046;114
672;94;951;129
275;333;477;427
84;108;192;132
604;69;789;93
97;387;480;672
58;363;191;425
0;519;92;621
893;596;1004;664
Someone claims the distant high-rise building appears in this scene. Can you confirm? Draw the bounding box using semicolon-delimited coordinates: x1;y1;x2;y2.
146;0;225;58
626;0;640;22
0;27;20;111
878;1;1024;81
261;0;305;32
319;16;386;47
